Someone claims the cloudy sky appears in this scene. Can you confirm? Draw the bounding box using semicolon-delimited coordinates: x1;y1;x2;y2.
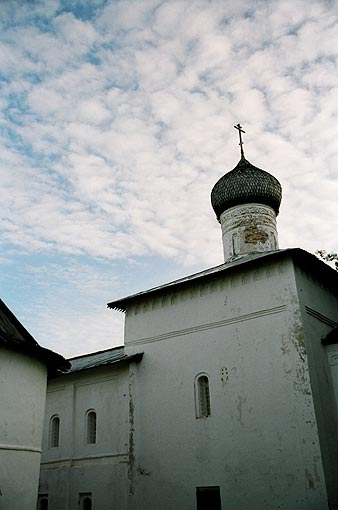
1;0;337;358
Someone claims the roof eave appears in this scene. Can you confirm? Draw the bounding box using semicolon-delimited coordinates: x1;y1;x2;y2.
0;298;70;375
107;248;338;313
107;249;288;312
66;352;143;375
0;335;70;375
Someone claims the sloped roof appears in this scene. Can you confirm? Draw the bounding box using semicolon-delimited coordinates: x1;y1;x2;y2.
67;346;143;374
0;299;69;375
107;248;338;312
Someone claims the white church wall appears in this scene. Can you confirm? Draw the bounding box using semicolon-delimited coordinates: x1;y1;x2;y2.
39;364;130;510
326;344;338;416
294;264;338;510
0;347;47;510
124;255;329;510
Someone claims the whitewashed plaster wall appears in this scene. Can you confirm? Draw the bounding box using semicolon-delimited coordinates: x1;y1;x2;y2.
294;264;338;509
0;347;47;510
124;255;330;510
40;364;130;510
219;203;279;260
327;344;338;418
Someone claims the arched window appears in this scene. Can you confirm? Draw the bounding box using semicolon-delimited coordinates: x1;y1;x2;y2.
49;415;60;447
195;374;211;418
79;493;92;510
86;410;96;444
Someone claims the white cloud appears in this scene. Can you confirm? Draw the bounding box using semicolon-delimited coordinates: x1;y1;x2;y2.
1;0;338;355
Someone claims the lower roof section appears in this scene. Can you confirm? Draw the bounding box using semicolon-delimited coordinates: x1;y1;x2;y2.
67;345;143;374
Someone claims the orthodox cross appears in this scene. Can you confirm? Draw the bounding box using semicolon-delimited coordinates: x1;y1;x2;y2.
234;123;245;158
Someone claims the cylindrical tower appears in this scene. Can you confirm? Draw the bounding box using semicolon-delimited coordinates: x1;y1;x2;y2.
0;347;48;509
211;156;282;261
0;299;69;510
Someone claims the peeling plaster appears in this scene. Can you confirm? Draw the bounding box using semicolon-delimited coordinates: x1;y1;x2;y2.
244;225;269;244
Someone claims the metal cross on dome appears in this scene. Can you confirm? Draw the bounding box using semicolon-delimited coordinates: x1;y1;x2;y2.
234;123;245;159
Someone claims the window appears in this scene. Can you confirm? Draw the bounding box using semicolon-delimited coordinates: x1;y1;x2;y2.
37;495;48;510
86;410;97;444
195;374;211;418
49;415;60;448
83;497;92;510
196;486;221;510
79;493;92;510
232;232;239;256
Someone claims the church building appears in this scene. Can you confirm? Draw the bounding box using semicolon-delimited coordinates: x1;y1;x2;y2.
7;126;338;509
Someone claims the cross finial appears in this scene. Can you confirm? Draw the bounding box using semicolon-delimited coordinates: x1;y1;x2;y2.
234;123;245;159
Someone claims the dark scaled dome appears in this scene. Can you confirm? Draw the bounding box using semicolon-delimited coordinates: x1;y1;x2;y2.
211;157;282;220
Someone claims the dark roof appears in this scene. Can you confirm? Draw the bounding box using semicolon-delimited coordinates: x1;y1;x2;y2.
107;248;338;312
0;299;70;375
211;157;282;220
67;346;143;374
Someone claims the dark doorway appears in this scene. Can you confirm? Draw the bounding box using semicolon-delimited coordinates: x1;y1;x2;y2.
196;486;221;510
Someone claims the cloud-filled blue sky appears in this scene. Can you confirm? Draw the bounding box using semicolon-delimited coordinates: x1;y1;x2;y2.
1;0;338;357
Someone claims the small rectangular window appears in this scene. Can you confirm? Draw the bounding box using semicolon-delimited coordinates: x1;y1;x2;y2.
196;486;221;510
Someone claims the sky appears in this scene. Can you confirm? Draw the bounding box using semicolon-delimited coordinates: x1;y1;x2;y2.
1;0;338;358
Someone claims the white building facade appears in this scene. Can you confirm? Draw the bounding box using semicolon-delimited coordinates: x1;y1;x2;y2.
111;249;338;510
38;154;338;509
39;348;142;510
39;252;338;510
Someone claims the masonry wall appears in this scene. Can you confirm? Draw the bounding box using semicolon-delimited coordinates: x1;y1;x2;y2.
124;255;330;510
0;348;47;510
40;364;130;510
294;262;338;510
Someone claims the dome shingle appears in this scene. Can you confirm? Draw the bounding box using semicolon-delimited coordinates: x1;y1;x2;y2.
211;157;282;220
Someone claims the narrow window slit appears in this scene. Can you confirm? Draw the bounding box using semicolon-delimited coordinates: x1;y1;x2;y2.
86;410;97;444
195;374;211;418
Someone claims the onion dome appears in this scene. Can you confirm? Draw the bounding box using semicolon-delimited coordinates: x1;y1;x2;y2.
211;156;282;220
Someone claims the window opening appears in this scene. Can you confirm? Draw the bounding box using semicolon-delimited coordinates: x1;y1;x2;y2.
196;486;221;510
37;495;48;510
50;416;60;448
195;374;211;418
79;493;92;510
232;232;239;256
86;410;97;444
83;497;92;510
